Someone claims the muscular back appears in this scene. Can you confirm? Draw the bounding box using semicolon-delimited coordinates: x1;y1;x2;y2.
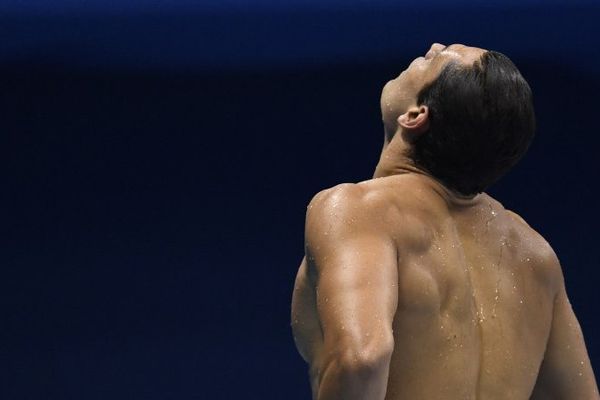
291;173;598;399
383;174;556;399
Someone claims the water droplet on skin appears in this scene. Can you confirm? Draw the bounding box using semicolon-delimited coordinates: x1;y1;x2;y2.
477;306;486;323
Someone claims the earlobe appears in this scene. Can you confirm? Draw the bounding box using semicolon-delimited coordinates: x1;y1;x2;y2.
398;105;429;136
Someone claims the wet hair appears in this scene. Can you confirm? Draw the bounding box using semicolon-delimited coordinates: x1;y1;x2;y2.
410;50;536;196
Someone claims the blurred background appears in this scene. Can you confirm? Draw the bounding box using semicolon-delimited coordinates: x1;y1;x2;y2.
2;0;599;398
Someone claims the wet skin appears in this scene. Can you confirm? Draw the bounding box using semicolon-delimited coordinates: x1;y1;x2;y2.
291;44;599;400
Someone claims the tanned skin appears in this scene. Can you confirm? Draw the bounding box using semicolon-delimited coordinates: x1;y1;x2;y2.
291;43;599;400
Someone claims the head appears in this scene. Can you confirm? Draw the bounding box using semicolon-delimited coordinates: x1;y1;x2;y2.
379;43;536;196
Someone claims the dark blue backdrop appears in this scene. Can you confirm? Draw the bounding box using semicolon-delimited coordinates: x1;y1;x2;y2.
3;1;599;399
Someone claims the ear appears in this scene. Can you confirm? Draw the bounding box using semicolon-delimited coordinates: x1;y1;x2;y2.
398;105;430;137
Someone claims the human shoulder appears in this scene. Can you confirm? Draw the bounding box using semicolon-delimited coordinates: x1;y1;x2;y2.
505;208;555;260
305;177;430;247
505;208;530;228
306;175;420;218
505;208;563;293
306;182;391;234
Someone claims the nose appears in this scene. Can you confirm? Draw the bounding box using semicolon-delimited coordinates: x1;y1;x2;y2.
425;43;446;59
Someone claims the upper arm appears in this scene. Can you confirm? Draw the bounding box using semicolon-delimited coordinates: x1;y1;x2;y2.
305;185;398;364
530;258;599;399
291;257;322;364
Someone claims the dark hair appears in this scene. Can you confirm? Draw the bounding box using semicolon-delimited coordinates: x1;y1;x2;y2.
410;50;536;196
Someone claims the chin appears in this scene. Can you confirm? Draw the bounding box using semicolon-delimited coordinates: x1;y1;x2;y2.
380;81;394;111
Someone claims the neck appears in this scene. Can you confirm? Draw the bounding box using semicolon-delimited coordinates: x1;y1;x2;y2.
373;151;481;204
373;129;481;202
373;129;422;179
373;142;427;179
373;159;423;179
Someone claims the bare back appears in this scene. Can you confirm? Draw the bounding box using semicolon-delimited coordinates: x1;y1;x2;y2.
383;174;556;399
291;173;597;399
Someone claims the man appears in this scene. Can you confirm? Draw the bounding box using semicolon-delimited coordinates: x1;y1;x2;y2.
291;43;599;399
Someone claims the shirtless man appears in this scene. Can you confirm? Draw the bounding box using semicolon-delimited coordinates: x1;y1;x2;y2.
291;43;599;399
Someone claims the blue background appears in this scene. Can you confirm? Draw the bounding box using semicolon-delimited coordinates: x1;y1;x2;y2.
3;1;599;398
